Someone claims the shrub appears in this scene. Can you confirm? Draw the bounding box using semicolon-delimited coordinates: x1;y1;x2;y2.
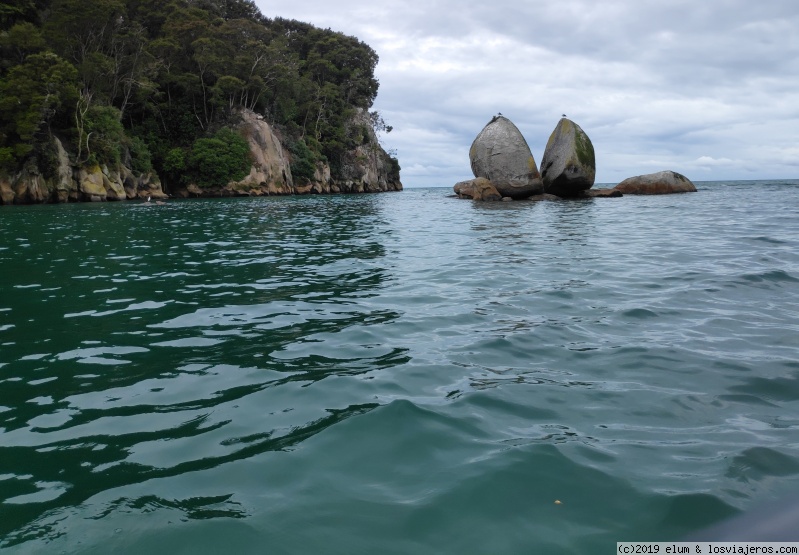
161;147;187;188
388;156;401;182
187;127;251;188
288;138;317;182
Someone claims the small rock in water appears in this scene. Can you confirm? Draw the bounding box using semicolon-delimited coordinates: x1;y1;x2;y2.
614;171;697;194
453;178;502;201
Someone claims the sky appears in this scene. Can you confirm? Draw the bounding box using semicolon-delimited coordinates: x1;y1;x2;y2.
255;0;799;187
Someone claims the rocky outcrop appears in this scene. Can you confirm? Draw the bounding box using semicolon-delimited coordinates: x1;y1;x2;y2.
336;108;403;194
0;178;13;204
78;165;158;202
452;115;700;204
175;109;402;198
78;166;107;202
469;115;542;199
454;178;503;201
0;136;168;205
235;110;295;195
614;171;697;194
121;166;167;200
53;137;73;203
2;145;73;204
540;118;596;197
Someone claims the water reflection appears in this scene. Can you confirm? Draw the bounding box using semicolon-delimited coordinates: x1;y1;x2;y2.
0;195;403;541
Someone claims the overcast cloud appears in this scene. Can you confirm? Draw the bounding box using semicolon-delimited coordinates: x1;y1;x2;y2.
255;0;799;187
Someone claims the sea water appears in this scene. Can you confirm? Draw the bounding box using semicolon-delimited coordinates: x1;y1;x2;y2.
1;181;798;553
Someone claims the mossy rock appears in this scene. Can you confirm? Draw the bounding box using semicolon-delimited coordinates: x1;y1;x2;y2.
540;118;596;198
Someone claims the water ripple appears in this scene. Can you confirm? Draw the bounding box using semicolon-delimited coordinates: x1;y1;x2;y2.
1;184;799;552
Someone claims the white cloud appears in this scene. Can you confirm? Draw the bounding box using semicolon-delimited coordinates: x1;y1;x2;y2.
257;0;799;186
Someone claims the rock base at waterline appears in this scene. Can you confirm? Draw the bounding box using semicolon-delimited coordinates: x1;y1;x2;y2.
614;171;697;194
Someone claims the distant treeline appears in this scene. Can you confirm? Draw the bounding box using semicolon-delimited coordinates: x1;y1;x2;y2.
0;0;390;186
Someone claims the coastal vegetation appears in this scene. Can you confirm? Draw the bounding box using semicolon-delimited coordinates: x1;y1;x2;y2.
0;0;398;198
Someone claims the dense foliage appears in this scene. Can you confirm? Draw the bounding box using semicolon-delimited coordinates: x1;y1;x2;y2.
0;0;389;187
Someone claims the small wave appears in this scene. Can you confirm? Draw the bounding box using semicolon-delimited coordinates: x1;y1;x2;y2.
749;236;788;245
726;447;799;482
620;308;659;319
741;269;799;283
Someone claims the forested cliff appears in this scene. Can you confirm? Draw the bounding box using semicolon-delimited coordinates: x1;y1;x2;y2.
0;0;402;204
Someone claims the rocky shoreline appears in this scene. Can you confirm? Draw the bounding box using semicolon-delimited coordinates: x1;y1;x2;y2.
0;109;402;206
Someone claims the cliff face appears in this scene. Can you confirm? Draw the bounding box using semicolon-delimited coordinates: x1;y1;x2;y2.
337;108;402;194
0;136;167;205
174;109;402;198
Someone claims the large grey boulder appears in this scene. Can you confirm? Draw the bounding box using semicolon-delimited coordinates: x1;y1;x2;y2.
469;115;542;199
540;118;596;197
614;171;697;194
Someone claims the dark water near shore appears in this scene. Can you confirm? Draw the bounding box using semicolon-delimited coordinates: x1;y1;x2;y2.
1;181;799;553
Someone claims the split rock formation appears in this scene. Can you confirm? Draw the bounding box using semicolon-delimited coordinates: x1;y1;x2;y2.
455;114;696;201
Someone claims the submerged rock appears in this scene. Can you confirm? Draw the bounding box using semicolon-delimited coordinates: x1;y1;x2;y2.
614;171;696;194
540;118;596;197
585;188;623;198
454;177;503;201
524;193;563;202
469;115;542;199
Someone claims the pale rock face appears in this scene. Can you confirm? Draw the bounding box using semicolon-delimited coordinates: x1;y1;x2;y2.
78;166;107;201
0;177;13;204
469;115;542;199
236;109;294;194
53;137;74;202
614;171;697;194
102;166;127;201
13;172;46;203
540;118;596;197
230;108;403;195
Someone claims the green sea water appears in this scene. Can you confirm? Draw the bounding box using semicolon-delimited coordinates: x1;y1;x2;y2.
1;182;799;553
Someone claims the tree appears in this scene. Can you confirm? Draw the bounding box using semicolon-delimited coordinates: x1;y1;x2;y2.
0;21;46;67
44;0;125;68
82;104;125;165
0;52;78;169
0;0;393;185
0;0;38;28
